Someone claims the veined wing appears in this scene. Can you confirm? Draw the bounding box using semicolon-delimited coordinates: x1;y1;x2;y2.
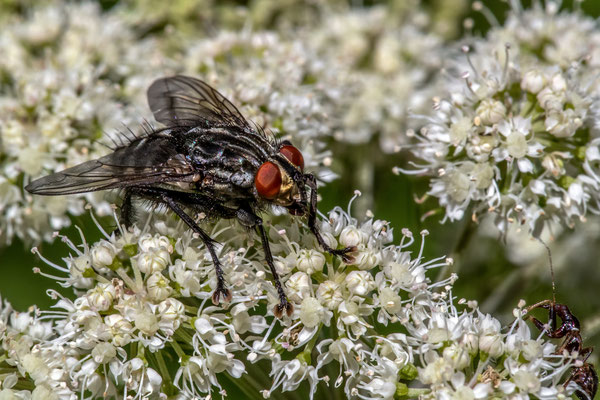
147;75;252;130
25;135;195;195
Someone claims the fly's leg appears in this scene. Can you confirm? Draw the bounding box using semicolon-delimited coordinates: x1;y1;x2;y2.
304;174;356;263
257;223;293;318
128;186;232;305
236;208;293;318
161;194;232;305
120;188;135;228
111;188;135;236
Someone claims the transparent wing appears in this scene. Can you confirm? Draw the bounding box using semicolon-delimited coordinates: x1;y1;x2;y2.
25;136;193;195
147;75;252;129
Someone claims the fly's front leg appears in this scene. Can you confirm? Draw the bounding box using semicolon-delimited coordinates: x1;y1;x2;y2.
236;208;293;318
303;174;356;263
130;187;231;305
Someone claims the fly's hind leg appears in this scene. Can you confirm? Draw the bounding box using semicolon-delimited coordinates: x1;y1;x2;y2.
237;208;293;318
112;188;135;236
161;195;232;305
130;187;232;305
120;188;135;228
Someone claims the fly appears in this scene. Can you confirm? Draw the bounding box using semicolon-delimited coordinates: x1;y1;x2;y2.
25;75;354;318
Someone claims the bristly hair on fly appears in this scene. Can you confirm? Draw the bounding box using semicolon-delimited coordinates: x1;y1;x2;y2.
26;75;356;318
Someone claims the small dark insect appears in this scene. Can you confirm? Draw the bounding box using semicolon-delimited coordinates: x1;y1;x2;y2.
25;75;355;318
527;300;598;400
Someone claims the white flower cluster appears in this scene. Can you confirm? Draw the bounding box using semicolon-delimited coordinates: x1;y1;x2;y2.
403;1;600;236
0;200;580;399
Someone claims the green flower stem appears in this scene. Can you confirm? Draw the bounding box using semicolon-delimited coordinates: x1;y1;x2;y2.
169;338;186;360
298;324;322;364
221;370;264;400
154;351;172;388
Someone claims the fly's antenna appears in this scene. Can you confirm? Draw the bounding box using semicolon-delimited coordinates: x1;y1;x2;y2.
536;237;556;306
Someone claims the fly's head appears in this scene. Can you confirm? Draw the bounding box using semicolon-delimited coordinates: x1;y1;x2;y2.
254;141;309;216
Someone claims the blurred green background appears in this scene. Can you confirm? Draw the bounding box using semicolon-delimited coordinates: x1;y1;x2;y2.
1;2;600;396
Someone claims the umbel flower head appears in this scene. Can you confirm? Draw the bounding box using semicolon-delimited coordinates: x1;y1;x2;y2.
0;197;581;399
401;2;600;236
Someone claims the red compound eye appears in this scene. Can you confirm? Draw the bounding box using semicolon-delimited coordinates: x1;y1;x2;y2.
280;145;304;171
255;162;282;199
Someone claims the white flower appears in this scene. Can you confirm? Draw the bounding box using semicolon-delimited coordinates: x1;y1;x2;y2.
146;272;173;302
90;241;117;268
286;271;311;302
299;297;326;328
14;206;581;399
339;225;364;248
378;287;402;314
87;282;116;311
316;280;344;310
134;309;159;336
513;369;541;393
91;342;116;364
344;270;375;296
404;13;598;235
545;108;582;138
521;69;546;93
136;248;170;274
476;99;507;125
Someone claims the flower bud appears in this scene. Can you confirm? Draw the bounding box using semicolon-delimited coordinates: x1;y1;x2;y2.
137;249;170;274
339;226;364;248
286;272;311;302
475;99;506;125
479;333;504;358
344;270;374;296
355;249;380;270
521;69;546;94
91;240;116;268
87;282;115;311
316;280;343;310
146;272;172;302
134;309;159;336
296;249;325;274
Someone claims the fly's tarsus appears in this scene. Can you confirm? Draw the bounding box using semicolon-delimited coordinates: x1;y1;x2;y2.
273;300;294;319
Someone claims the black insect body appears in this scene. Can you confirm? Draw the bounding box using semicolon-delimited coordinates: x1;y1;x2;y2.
26;76;354;318
527;300;598;400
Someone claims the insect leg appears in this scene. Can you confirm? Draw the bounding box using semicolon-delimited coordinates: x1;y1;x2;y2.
303;174;356;263
128;187;232;305
120;188;135;228
236;208;293;318
160;194;232;305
